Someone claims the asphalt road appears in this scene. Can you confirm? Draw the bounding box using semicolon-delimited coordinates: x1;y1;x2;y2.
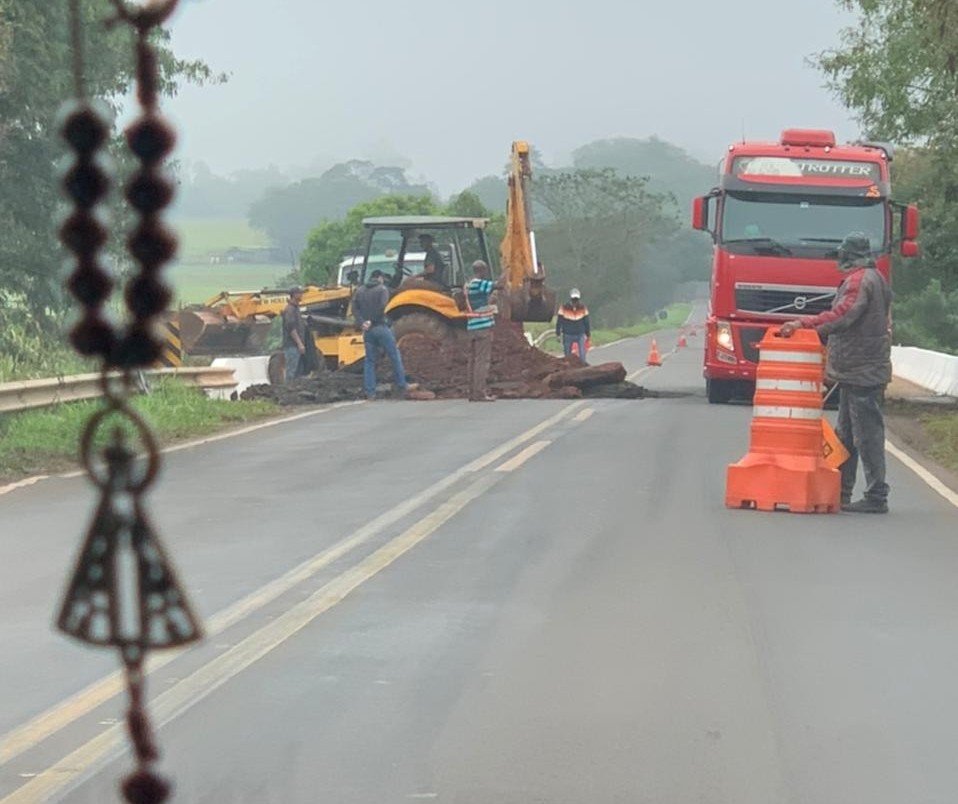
1;312;958;803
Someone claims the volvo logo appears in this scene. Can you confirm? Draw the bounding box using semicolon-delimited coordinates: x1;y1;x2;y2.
793;295;808;311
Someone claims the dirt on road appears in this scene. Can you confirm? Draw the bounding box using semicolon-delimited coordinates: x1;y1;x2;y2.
242;322;649;405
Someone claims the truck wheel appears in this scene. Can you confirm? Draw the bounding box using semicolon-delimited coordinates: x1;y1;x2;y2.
392;313;454;349
706;378;733;404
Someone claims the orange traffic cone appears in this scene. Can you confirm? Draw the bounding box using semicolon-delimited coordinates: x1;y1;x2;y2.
677;330;688;348
647;338;662;366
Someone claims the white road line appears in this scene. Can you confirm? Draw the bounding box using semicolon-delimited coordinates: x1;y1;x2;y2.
573;408;594;423
1;474;504;804
0;402;363;496
0;400;584;769
0;476;49;497
886;440;958;509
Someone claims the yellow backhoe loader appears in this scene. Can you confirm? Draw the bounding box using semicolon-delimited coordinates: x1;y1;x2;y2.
170;140;556;376
372;140;558;342
176;283;364;374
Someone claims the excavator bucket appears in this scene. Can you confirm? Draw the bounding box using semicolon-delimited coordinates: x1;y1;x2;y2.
503;280;557;323
500;141;558;324
178;309;272;356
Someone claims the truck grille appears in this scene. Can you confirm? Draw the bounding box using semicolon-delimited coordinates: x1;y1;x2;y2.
735;285;835;317
740;327;766;364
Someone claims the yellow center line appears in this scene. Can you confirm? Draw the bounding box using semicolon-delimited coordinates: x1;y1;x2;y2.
0;400;584;769
1;473;503;804
495;440;552;473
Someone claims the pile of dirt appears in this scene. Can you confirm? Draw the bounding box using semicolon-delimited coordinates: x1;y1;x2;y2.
399;322;642;399
242;372;365;405
241;322;647;405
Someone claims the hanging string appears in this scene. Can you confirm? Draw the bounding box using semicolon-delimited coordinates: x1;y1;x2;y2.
56;2;202;802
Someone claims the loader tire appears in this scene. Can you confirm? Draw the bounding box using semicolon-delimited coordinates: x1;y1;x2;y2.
392;313;454;349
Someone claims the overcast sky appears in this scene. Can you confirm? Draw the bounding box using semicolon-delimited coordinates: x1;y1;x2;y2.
165;0;859;195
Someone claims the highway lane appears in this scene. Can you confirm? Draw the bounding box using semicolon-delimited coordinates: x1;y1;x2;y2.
2;317;958;802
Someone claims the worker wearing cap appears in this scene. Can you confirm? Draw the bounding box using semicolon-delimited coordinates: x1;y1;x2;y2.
556;288;591;364
282;286;306;383
353;269;408;400
419;234;447;287
781;232;892;513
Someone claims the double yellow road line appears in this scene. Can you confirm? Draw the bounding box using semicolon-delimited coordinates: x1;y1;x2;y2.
0;400;591;802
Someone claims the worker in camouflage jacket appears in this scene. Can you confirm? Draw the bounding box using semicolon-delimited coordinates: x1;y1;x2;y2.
781;232;893;514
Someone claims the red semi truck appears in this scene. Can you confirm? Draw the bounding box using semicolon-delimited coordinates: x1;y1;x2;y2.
691;128;920;403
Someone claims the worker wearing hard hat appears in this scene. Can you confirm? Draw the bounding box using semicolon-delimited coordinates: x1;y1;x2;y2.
556;288;591;364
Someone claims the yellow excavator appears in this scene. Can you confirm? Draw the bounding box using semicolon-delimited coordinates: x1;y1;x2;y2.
175;140;557;373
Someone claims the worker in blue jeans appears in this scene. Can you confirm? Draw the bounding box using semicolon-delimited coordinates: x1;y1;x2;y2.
353;270;408;400
281;286;306;383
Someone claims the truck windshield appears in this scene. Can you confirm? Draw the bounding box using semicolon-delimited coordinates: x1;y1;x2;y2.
721;193;887;255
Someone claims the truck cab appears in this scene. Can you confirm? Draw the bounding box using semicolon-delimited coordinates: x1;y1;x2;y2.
692;129;919;403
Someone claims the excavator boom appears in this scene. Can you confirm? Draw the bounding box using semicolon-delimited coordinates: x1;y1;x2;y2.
499;140;557;322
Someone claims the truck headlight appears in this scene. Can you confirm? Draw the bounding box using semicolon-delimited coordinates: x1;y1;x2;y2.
716;321;734;351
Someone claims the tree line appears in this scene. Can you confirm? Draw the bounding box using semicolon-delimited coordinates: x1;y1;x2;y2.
3;0;957;378
816;0;958;352
290;140;714;328
0;1;218;376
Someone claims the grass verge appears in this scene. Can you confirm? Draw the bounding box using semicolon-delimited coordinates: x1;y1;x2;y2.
0;379;278;483
885;399;958;478
917;412;958;473
525;303;692;353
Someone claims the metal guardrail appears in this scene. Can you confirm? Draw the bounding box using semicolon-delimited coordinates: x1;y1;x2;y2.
0;367;237;414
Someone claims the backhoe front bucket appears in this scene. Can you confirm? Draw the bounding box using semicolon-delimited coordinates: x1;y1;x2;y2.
178;310;272;356
503;280;557;323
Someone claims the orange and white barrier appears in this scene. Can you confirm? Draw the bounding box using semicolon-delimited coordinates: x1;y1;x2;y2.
725;328;840;513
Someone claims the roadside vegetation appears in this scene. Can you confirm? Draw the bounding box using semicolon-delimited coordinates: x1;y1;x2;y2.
525;303;691;353
815;0;958;354
0;380;277;483
924;413;958;473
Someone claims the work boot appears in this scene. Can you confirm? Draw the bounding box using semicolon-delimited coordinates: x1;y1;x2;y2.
841;497;889;514
841;492;852;506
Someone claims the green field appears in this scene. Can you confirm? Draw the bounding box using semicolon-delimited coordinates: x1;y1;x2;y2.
170;262;296;304
169;217;295;304
174;217;271;262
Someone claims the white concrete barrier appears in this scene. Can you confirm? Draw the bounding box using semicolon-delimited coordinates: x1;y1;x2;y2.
892;346;958;397
210;356;271;399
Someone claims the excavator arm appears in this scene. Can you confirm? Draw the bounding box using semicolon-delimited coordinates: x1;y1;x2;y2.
498;140;557;322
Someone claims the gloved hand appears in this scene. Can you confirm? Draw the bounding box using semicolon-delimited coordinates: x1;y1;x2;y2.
779;320;802;337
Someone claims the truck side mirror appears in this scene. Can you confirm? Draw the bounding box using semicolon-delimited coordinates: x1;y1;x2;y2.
900;240;920;258
903;204;920;240
691;196;708;231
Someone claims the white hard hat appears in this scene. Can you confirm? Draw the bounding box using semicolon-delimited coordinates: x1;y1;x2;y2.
569;288;581;299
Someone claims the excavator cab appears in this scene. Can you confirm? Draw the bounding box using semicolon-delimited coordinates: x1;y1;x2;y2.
360;216;493;291
361;217;495;342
